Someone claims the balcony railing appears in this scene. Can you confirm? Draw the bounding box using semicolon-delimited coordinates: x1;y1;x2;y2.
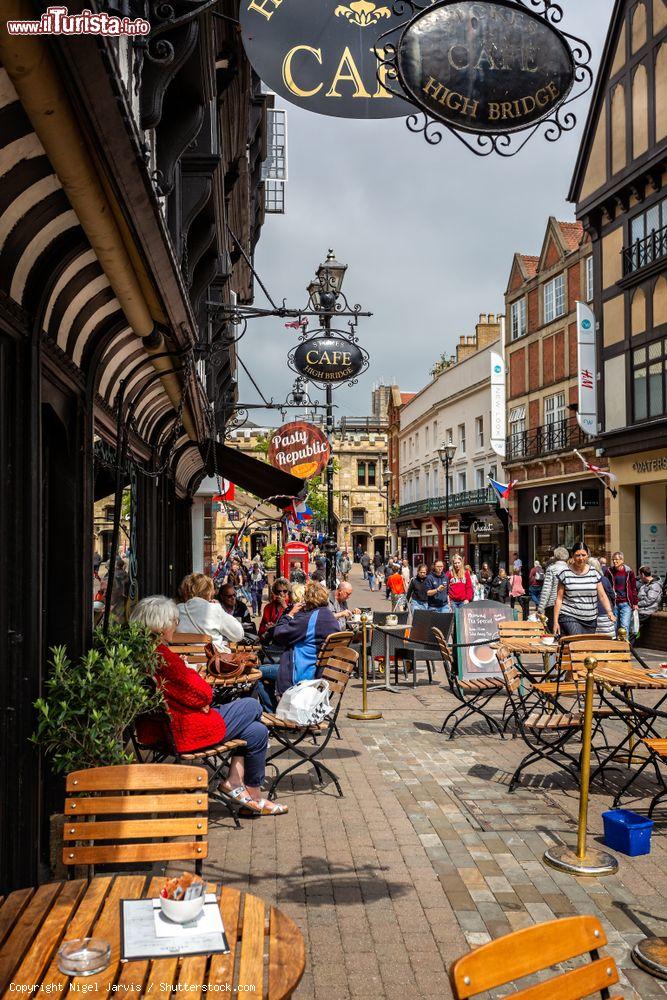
505;417;588;462
623;223;667;275
398;487;496;519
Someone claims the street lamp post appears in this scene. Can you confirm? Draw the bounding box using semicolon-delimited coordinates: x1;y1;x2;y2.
308;251;348;590
437;442;457;563
383;467;392;559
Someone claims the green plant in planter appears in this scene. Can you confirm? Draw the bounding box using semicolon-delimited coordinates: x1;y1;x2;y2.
32;622;163;774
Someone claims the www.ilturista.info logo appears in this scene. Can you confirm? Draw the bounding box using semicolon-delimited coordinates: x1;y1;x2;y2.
6;5;150;35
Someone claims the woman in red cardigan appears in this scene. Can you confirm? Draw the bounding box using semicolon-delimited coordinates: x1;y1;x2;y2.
446;554;474;610
131;596;287;816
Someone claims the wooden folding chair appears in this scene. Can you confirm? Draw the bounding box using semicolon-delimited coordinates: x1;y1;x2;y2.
498;647;584;792
498;619;546;642
450;914;623;998
168;632;211;671
262;646;358;798
63;764;209;876
432;627;506;739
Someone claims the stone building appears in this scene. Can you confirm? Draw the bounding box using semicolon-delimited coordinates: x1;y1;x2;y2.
570;0;667;579
503;218;611;567
395;314;504;568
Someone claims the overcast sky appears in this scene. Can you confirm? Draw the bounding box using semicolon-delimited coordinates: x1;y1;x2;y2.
240;2;612;424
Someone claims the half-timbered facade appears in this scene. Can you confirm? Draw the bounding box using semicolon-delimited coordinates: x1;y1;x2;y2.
570;0;667;575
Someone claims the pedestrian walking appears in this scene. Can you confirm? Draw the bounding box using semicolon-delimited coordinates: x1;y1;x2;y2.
528;560;545;609
386;566;406;609
446;555;473;610
489;568;510;603
338;551;352;582
355;543;363;563
400;558;411;591
553;541;615;637
638;565;662;631
425;560;449;612
467;564;483;601
509;567;528;619
248;562;267;616
604;551;638;638
479;562;493;599
589;558;616;636
406;563;429;612
537;547;569;632
360;551;371;580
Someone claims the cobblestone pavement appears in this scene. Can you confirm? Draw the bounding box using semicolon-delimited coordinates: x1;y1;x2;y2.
203;566;667;998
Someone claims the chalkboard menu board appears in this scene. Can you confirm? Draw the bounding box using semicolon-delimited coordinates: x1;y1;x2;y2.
456;601;515;680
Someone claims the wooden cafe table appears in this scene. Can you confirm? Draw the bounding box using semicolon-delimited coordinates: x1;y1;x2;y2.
0;875;305;998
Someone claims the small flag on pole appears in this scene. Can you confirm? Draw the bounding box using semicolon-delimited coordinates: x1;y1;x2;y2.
285;317;308;331
489;477;517;501
288;499;313;522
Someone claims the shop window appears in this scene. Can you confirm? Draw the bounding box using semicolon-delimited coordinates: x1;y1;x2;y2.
633;339;667;422
544;274;565;323
511;298;527;340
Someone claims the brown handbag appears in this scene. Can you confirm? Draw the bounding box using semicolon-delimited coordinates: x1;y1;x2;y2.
205;644;258;678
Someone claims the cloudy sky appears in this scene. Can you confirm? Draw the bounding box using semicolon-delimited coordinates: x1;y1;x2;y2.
240;1;612;424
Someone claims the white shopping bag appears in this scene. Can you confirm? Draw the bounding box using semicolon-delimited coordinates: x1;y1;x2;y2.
275;679;333;726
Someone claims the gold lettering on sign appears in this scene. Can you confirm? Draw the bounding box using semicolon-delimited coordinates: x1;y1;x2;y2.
325;46;371;98
422;77;478;119
372;47;394;98
282;46;324;97
488;81;560;120
247;0;283;20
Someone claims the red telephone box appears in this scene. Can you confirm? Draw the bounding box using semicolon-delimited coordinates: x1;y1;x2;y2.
281;541;310;580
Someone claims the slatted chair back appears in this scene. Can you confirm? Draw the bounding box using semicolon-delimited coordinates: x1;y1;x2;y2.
63;764;209;875
411;610;454;644
432;626;456;688
316;631;355;666
450;914;622;999
498;619;544;642
320;646;358;705
496;646;522;694
168;632;212;671
557;633;603;674
568;639;632;677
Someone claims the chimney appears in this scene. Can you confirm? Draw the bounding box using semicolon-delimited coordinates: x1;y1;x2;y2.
475;310;502;350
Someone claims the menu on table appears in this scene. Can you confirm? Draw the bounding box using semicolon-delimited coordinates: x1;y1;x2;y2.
120;894;229;961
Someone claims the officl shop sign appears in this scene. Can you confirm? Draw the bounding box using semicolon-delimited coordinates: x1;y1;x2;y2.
291;335;367;386
239;0;411;118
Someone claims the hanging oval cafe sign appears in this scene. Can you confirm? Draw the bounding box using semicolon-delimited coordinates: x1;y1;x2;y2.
268;421;331;479
239;0;412;118
396;0;576;134
292;335;366;385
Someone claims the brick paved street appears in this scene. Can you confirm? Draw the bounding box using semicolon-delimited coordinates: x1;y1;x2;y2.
203;567;667;998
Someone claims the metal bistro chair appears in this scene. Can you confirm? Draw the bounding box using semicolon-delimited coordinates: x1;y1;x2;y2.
497;646;585;793
369;611;409;679
432;627;507;739
262;646;358;799
63;763;209;876
393;610;453;687
449;915;622;999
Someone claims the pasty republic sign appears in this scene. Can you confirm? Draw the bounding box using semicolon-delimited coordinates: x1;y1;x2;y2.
268;421;331;479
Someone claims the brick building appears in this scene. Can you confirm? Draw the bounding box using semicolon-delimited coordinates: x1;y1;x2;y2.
504;218;611;567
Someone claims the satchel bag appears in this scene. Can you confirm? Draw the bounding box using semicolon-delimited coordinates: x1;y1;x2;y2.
205;644;258;678
276;679;333;726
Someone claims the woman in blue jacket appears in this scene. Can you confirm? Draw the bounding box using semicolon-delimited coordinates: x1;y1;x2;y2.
272;581;341;700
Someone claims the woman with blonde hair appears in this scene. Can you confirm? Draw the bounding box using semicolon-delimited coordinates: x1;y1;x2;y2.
273;581;340;699
445;554;474;610
175;572;244;653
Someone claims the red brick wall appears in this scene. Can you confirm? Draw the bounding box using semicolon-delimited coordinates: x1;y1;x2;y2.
545;238;560;268
528;289;539;332
509;348;526;397
568;322;578;375
528;341;540;390
554;330;565;380
543;335;554;385
568;263;581;307
529;399;540;430
509;264;524;292
569;384;578;406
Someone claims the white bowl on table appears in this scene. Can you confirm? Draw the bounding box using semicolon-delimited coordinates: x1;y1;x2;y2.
542;636;556;646
159;894;205;924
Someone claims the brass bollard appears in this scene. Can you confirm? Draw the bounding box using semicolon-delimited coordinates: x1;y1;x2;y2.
544;656;619;876
347;613;382;721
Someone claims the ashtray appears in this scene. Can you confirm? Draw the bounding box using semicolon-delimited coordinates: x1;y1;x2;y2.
57;938;111;976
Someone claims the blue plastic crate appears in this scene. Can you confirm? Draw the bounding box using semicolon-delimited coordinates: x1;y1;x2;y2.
602;809;653;856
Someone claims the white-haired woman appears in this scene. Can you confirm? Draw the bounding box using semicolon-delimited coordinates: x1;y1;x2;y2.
130;596;287;816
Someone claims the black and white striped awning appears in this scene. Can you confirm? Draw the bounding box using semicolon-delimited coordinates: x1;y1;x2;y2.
0;67;202;488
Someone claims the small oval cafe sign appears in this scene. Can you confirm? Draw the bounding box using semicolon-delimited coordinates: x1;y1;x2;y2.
268;421;330;479
397;0;575;134
293;335;365;384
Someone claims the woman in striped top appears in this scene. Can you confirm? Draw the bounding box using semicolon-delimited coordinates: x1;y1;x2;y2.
553;541;616;637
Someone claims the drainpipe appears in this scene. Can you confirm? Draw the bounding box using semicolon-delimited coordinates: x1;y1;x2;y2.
0;5;198;440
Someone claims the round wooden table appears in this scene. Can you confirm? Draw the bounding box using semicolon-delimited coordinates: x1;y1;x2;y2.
0;875;305;998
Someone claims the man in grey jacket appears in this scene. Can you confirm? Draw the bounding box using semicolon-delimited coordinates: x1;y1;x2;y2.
537;547;570;632
638;565;662;629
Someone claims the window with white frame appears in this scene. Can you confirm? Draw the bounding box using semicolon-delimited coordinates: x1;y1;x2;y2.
489;465;497;482
586;256;594;302
447;474;454;495
425;425;430;451
433;420;438;444
424;469;430;499
415;475;420;499
544;392;566;450
446;427;453;445
475;467;485;490
508;405;526;458
475;416;484;449
510;297;527;340
458;423;466;454
544;274;565;323
457;471;467;493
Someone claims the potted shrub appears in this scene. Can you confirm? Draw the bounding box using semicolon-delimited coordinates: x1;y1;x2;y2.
32;622;164;873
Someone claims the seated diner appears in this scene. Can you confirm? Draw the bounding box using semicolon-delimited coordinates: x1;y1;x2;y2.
273;581;341;699
175;573;244;653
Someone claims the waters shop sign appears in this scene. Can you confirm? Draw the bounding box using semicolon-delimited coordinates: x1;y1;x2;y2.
292;336;366;385
239;0;411;118
396;0;576;134
268;421;330;479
